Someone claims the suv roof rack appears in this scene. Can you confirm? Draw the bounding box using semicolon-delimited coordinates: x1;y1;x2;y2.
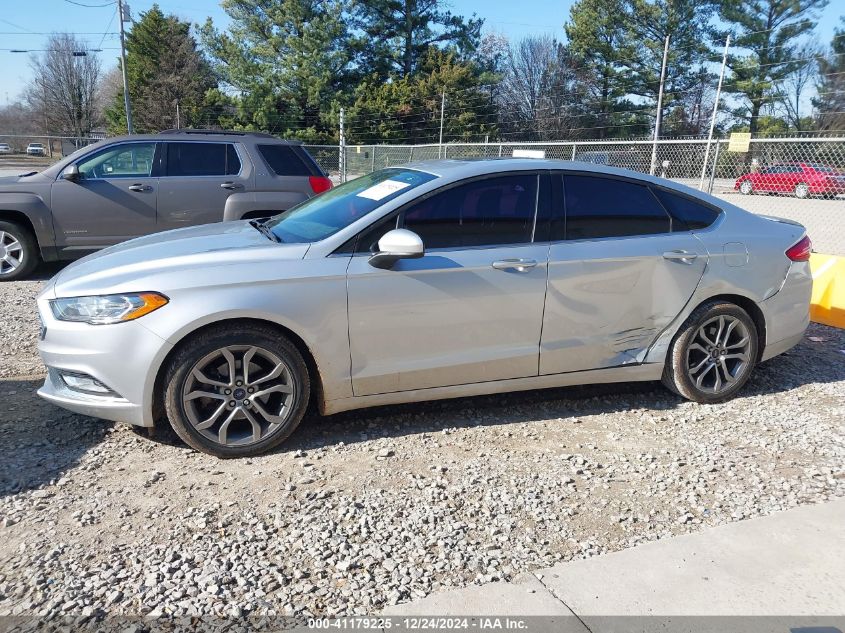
159;129;280;139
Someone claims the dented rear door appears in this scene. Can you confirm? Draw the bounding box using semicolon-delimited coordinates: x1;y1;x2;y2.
539;173;707;375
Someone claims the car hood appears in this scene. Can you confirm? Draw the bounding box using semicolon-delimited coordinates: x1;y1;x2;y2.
49;221;311;297
0;172;48;189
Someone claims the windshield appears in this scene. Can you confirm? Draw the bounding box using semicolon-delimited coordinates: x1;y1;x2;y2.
266;168;437;243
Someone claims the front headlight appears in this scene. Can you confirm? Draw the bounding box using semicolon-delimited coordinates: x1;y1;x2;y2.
49;292;169;325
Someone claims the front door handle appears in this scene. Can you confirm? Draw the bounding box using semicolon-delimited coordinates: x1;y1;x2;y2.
127;183;152;192
663;250;699;263
220;182;243;190
492;258;538;271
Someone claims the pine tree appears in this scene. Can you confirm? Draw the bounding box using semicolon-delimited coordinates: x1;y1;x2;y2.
353;0;483;80
105;4;216;134
199;0;354;140
814;18;845;131
718;0;828;136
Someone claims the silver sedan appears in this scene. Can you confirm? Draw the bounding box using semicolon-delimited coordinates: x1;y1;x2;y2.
36;159;813;457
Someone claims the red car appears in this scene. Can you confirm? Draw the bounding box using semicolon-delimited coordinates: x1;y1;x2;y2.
735;162;845;199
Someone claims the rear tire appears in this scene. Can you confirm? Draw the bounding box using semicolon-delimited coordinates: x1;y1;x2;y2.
0;221;39;281
662;300;759;404
163;324;310;458
739;180;753;195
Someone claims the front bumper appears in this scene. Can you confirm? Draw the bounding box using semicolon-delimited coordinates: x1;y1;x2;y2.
36;296;174;427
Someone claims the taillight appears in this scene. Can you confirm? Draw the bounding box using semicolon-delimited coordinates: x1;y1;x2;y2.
309;176;332;194
785;235;812;262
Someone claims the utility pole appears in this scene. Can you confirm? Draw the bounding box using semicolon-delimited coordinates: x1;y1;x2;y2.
649;36;670;176
438;90;445;159
339;107;346;183
699;34;730;190
118;0;133;134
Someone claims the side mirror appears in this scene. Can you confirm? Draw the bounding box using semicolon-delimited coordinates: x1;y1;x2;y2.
61;164;81;182
368;228;424;269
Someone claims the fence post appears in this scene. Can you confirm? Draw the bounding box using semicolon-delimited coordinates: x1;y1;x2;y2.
707;140;722;195
649;36;670;176
498;143;503;157
571;143;577;160
371;145;376;173
699;34;730;190
338;107;346;183
438;91;445;159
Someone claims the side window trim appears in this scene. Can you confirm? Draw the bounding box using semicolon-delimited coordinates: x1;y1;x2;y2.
650;184;723;233
397;172;543;250
554;170;674;243
67;141;161;181
333;172;545;256
160;141;244;178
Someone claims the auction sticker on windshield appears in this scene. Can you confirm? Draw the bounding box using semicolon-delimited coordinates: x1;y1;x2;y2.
356;179;412;201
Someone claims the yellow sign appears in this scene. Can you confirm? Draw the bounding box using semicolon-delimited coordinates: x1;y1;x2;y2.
728;132;752;152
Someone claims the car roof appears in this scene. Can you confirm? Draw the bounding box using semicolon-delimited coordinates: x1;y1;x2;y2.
399;157;704;193
101;130;303;144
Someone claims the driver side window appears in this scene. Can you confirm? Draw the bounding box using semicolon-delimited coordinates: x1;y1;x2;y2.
76;143;157;179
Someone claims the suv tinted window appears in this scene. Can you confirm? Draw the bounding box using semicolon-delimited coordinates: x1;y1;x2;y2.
258;144;313;176
77;142;157;179
653;189;720;231
165;142;240;177
401;174;538;249
562;175;671;240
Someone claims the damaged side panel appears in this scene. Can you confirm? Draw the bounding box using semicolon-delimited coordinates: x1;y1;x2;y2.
540;232;707;375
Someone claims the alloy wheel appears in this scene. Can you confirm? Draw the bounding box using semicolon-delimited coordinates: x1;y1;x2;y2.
739;181;753;195
794;183;809;199
182;345;296;447
0;231;23;276
685;315;752;395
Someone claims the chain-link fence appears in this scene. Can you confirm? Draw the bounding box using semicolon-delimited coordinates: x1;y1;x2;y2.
305;137;845;256
0;134;103;162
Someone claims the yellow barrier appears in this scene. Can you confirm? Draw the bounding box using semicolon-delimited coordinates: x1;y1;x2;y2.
810;253;845;329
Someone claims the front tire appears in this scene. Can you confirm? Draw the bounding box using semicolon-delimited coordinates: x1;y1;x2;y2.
739;180;753;195
0;221;39;281
662;301;758;404
164;324;310;458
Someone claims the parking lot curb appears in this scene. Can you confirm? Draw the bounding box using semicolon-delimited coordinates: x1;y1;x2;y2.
380;499;845;620
810;253;845;329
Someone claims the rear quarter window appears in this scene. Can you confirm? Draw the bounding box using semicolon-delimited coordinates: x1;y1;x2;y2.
652;188;721;231
258;144;316;176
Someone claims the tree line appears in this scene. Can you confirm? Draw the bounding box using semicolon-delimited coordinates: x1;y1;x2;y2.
5;0;844;144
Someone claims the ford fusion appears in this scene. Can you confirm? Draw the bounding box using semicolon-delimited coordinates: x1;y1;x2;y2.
36;159;812;457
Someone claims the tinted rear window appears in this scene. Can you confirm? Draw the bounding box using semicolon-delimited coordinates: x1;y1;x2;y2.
166;142;240;176
258;144;314;176
562;175;671;240
653;189;720;230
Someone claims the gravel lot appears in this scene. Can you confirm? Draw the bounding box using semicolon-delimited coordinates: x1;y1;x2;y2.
0;273;844;619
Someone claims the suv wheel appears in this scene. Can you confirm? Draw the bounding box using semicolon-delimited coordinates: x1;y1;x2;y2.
164;324;310;458
0;221;39;281
662;300;759;404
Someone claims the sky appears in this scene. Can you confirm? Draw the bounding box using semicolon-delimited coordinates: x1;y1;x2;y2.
0;0;842;103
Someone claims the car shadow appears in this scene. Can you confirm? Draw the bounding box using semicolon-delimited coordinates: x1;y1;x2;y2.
277;322;845;454
11;324;844;464
0;378;113;498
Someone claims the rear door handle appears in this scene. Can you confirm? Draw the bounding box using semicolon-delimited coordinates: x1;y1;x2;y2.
492;258;538;271
220;182;243;190
127;183;152;192
663;250;699;263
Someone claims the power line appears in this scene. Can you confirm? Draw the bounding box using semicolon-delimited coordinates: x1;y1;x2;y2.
62;0;116;6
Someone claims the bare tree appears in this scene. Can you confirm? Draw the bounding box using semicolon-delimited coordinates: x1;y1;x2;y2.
498;35;591;140
27;33;102;138
774;41;821;130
